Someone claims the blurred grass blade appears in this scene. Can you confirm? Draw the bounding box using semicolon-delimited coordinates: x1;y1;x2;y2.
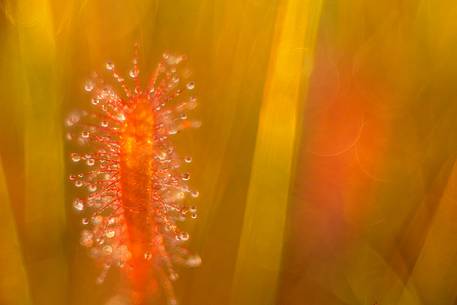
0;159;33;305
230;0;323;305
398;162;457;305
15;0;68;304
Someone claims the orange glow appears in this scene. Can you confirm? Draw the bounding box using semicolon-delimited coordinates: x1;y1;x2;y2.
303;60;390;241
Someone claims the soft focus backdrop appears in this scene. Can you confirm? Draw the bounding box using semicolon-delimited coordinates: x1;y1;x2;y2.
1;1;457;305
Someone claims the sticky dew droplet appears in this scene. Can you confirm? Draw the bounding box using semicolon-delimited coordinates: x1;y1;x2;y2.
71;153;81;162
179;232;189;241
73;198;84;211
186;81;195;90
105;230;116;238
129;69;139;78
88;184;98;192
84;80;95;92
105;61;115;71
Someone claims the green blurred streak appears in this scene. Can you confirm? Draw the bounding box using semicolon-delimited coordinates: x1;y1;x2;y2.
230;1;323;305
14;0;68;304
184;1;280;304
0;159;32;305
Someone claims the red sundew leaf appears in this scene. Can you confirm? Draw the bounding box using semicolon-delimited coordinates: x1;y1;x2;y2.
66;46;201;305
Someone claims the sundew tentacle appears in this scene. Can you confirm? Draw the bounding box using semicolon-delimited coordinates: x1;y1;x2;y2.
66;48;201;305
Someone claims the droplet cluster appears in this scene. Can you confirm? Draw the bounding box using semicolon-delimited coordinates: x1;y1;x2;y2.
66;47;201;305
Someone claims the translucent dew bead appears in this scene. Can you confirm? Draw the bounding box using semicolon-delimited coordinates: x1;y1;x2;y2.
129;69;139;78
105;61;115;71
71;153;81;162
105;230;116;238
179;232;189;241
186;81;195;90
84;80;95;92
73;198;84;211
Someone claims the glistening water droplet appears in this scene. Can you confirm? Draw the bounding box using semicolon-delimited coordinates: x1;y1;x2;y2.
84;80;95;92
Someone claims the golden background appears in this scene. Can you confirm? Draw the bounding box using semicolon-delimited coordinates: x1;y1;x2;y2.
1;0;457;305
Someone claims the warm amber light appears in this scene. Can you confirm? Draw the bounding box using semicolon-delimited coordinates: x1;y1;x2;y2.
1;1;457;305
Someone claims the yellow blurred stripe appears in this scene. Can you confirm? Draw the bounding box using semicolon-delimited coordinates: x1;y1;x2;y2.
0;159;32;305
14;0;68;304
230;0;323;304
